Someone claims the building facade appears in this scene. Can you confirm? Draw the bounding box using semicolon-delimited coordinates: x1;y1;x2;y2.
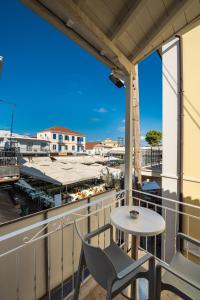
93;138;119;156
37;126;86;154
181;25;200;261
162;24;200;262
0;130;50;156
101;138;118;148
85;142;100;155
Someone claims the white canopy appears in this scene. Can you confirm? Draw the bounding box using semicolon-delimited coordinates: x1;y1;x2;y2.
20;156;121;185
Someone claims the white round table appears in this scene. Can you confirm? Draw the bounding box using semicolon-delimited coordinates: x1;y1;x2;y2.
110;205;166;237
110;205;166;300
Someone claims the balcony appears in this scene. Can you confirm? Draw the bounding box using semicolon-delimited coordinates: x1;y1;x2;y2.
23;148;50;155
0;147;20;183
77;139;84;144
1;1;199;299
141;148;162;169
0;189;199;300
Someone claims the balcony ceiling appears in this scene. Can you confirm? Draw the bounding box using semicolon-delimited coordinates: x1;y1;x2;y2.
21;0;200;73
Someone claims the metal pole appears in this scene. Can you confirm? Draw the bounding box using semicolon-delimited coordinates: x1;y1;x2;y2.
125;71;134;206
10;107;15;148
0;56;3;78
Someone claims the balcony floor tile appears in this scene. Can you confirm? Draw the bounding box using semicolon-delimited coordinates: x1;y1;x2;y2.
84;283;180;300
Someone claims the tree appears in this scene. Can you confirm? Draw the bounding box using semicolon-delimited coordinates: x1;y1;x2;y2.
145;130;162;146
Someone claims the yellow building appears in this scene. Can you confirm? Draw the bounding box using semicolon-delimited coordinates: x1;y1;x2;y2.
182;25;200;259
162;24;200;262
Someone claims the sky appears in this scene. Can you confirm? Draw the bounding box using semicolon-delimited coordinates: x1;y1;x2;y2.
0;0;162;142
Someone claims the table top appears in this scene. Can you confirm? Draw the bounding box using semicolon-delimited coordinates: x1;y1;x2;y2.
110;206;165;237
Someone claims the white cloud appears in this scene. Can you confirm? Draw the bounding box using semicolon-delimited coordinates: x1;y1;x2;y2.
140;135;145;141
118;126;125;132
91;117;101;122
94;107;108;113
77;90;83;95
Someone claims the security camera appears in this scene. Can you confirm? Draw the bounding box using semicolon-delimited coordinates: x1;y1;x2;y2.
109;69;125;88
109;73;124;88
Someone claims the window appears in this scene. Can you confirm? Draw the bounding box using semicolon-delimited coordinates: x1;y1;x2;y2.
53;144;57;151
41;143;46;150
65;145;68;150
58;134;63;141
65;135;69;141
72;136;75;141
27;142;33;151
53;133;57;140
72;146;75;151
58;144;62;152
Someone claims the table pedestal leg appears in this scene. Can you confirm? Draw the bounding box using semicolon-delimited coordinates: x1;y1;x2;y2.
122;235;139;300
131;235;139;300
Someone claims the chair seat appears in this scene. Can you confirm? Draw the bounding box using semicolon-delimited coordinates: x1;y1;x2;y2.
104;242;146;294
162;252;200;299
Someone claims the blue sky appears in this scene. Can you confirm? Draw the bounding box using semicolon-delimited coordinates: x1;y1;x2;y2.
0;0;162;142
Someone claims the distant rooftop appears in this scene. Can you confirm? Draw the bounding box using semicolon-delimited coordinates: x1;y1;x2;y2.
38;126;84;136
0;130;48;142
85;142;101;149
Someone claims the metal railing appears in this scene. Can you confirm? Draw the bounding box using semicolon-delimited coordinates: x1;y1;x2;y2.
21;148;50;153
0;189;199;300
0;147;20;182
0;147;19;166
141;148;162;168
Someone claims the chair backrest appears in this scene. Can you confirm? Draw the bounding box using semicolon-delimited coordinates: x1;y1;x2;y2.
82;241;117;289
75;222;116;289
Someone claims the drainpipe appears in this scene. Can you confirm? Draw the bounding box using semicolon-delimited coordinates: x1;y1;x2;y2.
176;35;184;233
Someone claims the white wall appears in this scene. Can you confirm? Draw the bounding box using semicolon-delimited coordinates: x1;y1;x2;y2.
162;37;180;262
18;140;50;154
1;138;50;155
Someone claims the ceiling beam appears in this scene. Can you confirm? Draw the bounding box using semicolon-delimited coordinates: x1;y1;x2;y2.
22;0;134;72
110;0;147;41
130;0;192;63
60;0;134;73
21;0;117;70
73;0;87;7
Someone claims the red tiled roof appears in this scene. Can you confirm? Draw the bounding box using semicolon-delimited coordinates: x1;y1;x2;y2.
85;142;101;149
38;126;84;136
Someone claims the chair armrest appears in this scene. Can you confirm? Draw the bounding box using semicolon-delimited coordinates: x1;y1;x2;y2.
177;233;200;251
117;253;152;280
157;261;200;291
84;223;113;242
